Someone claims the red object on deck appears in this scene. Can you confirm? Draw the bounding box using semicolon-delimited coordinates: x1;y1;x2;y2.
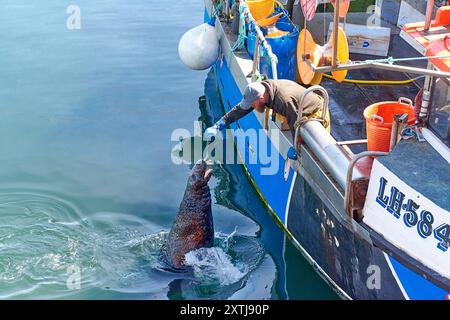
402;6;450;72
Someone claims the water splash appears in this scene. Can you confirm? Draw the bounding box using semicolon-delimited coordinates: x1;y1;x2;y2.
185;247;246;286
218;227;238;252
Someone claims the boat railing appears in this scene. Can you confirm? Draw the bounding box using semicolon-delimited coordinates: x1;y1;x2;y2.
293;86;368;189
344;151;389;222
293;85;392;221
294;85;329;152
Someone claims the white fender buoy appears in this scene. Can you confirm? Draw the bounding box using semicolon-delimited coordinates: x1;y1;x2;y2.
178;21;219;71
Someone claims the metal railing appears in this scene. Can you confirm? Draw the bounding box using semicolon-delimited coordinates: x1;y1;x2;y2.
344;151;389;221
306;59;450;79
294;85;330;153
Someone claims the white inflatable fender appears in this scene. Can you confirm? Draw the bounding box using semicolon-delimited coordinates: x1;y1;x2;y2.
178;22;219;71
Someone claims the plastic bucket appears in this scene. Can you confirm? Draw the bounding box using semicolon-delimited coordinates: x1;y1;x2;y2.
247;15;293;57
363;98;416;152
247;0;275;21
247;21;299;80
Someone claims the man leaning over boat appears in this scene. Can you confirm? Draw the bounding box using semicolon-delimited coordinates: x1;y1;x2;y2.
204;80;330;160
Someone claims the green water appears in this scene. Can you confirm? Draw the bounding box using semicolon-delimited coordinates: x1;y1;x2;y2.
0;0;338;300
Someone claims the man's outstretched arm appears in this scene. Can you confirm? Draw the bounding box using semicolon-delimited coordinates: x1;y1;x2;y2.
204;104;254;141
222;104;254;125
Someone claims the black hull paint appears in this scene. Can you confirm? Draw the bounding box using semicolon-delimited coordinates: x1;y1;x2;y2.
286;174;405;299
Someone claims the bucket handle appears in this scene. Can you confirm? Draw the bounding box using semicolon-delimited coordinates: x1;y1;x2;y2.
398;97;413;107
369;114;385;124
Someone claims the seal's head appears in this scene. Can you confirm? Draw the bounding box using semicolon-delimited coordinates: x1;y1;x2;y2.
189;160;213;190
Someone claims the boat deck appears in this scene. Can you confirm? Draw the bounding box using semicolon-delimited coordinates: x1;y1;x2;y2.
221;14;424;153
379;138;450;211
323;33;424;154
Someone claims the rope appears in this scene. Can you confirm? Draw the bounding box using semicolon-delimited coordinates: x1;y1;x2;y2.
226;2;279;78
294;116;326;131
275;0;285;9
323;3;326;44
303;16;307;61
323;74;424;85
230;3;247;52
365;54;450;65
211;1;223;19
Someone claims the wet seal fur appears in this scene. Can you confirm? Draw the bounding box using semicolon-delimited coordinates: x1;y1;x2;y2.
160;160;213;270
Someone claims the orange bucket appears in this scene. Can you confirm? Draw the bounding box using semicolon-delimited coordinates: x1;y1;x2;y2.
363;98;416;152
246;0;275;21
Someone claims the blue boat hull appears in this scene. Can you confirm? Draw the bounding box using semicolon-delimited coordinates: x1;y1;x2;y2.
202;2;448;299
211;56;448;300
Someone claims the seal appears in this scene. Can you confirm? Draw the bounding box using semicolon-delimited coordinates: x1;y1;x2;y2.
160;160;214;269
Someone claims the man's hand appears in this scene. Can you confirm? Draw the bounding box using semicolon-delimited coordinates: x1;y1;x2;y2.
204;118;226;142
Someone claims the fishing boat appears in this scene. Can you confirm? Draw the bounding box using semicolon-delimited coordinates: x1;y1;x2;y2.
179;0;450;299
